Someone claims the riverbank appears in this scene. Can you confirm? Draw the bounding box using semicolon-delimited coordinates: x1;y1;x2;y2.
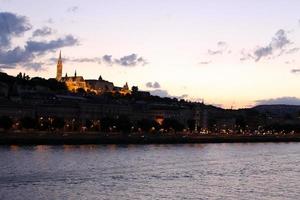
1;132;300;145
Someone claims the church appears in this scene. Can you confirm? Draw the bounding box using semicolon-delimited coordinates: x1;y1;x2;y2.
56;51;130;95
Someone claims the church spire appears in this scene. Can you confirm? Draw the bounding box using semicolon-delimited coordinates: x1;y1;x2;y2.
56;50;63;81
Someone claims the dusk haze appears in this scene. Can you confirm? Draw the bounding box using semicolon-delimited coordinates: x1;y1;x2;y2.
1;0;300;108
1;1;300;200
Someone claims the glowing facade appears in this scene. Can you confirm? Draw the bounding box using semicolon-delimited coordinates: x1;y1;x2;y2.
56;52;130;95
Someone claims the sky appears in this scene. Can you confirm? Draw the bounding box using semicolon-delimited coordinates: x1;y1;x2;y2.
1;0;300;108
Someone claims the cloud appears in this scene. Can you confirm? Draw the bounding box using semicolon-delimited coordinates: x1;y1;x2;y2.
244;29;292;62
199;60;212;65
146;81;161;88
0;12;79;71
115;54;147;66
26;35;78;53
67;6;79;13
240;49;255;61
102;54;147;67
256;97;300;105
286;47;300;54
69;57;101;63
0;47;32;66
45;18;53;24
291;69;300;73
32;26;53;37
149;89;171;97
49;56;101;64
49;53;146;67
207;41;229;55
149;89;188;100
178;94;188;99
0;12;32;47
23;62;45;71
102;55;114;65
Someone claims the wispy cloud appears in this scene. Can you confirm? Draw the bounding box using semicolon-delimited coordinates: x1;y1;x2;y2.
207;41;230;55
199;60;212;65
32;26;53;37
241;29;296;62
291;68;300;73
67;6;79;13
102;54;147;67
256;96;300;105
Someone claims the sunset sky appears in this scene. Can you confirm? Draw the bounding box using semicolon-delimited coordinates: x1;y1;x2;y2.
1;0;300;108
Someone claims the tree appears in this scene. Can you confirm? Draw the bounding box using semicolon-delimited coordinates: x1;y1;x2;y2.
235;115;246;130
52;117;65;129
20;116;37;129
0;116;13;130
131;86;138;96
137;118;159;132
162;118;184;132
76;88;86;95
187;119;196;131
116;115;132;134
100;117;116;132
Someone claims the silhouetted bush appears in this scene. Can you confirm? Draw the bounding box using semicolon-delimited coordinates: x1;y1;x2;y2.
137;118;160;132
162;118;185;132
20;116;37;129
0;116;13;130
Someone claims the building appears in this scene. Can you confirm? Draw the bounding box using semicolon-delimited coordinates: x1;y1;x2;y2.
56;52;130;95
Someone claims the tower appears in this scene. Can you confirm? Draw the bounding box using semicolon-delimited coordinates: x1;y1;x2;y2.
56;51;63;81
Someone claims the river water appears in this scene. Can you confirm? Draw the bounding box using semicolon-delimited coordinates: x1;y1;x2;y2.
0;143;299;200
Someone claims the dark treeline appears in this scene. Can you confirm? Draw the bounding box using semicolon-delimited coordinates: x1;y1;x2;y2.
0;72;67;96
0;115;187;134
1;72;300;134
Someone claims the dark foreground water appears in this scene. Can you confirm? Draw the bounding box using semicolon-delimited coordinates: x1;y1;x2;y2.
0;143;299;200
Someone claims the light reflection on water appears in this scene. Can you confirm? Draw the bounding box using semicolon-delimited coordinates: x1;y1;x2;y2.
0;143;300;200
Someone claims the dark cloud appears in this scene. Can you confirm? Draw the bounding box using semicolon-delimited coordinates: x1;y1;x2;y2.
115;54;147;67
291;69;300;73
256;97;300;105
67;6;79;13
32;26;53;37
102;55;113;65
102;54;147;67
26;35;78;53
0;12;79;71
0;47;32;65
249;29;291;61
0;12;32;47
146;81;161;89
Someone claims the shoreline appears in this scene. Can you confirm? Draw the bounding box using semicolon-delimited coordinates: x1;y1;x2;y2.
1;132;300;145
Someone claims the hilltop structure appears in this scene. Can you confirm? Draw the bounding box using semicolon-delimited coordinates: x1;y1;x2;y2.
56;52;130;95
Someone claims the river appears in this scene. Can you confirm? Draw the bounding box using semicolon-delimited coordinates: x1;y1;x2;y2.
0;143;299;199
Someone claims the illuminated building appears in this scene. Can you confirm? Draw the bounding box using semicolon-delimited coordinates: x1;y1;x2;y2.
56;52;130;95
